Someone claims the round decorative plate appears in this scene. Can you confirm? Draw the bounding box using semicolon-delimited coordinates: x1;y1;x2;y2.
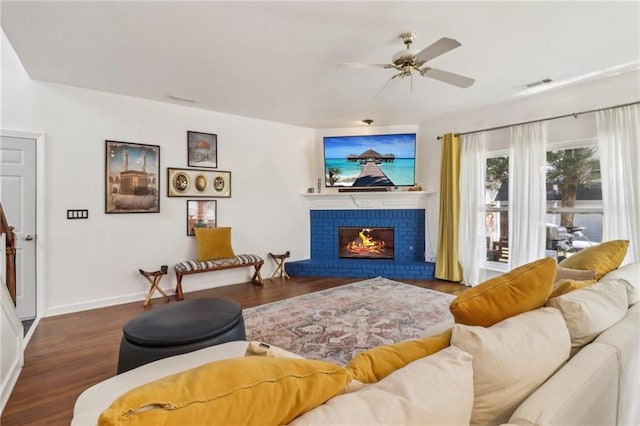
195;175;207;192
173;172;190;193
213;176;225;192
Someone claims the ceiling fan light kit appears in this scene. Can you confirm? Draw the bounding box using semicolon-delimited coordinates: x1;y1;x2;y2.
340;32;475;93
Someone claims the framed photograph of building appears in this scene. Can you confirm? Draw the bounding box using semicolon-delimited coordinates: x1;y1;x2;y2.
187;200;217;236
105;140;160;213
167;168;231;198
188;131;217;168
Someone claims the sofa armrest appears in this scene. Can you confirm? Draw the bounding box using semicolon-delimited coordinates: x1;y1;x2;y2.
72;340;249;426
508;342;618;426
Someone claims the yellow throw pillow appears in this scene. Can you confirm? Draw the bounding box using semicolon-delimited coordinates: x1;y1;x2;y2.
549;278;597;299
559;240;629;280
195;227;235;261
449;257;556;327
345;328;452;383
98;357;352;426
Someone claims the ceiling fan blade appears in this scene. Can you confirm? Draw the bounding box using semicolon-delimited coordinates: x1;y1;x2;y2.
415;37;461;63
338;63;394;69
420;67;475;88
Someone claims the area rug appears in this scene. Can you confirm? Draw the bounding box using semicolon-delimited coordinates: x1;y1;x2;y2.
243;277;455;365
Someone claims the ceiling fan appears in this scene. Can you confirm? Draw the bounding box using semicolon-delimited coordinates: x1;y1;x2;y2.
340;32;475;93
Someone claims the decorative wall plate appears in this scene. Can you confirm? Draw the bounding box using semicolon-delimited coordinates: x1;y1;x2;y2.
167;168;231;198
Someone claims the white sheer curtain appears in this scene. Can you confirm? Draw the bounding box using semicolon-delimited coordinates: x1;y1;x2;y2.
596;104;640;264
509;122;548;267
458;132;487;286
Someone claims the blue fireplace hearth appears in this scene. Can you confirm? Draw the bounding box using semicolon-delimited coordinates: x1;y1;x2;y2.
287;207;435;280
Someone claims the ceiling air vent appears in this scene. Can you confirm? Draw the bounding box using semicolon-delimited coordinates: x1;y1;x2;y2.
523;78;554;89
167;95;198;103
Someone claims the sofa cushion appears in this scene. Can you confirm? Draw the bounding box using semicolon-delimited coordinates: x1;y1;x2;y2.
289;346;474;426
593;303;640;426
449;257;556;327
554;266;596;283
546;279;628;352
98;357;352;426
508;343;618;426
600;262;640;306
194;226;235;261
549;278;596;299
451;307;570;426
558;239;629;280
345;328;451;383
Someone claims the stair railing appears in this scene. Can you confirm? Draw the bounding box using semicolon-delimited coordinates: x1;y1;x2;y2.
0;202;17;305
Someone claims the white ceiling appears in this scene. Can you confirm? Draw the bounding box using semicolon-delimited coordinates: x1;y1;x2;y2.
2;1;639;129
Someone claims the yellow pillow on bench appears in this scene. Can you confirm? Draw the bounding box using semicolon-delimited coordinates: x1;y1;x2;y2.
98;357;352;426
346;328;452;383
195;227;235;261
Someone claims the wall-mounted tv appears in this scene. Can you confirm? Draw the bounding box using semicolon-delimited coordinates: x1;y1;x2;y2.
323;133;416;188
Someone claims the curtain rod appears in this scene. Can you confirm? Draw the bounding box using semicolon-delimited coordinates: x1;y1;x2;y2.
436;100;640;140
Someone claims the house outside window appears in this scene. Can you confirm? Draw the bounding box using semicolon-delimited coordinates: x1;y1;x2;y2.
484;140;603;266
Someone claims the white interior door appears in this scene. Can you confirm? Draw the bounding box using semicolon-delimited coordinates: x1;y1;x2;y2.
0;135;37;319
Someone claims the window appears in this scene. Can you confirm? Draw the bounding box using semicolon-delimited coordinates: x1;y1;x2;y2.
484;141;603;265
545;143;602;260
485;155;509;263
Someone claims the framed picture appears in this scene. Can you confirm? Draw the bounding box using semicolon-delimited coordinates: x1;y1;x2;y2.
167;167;231;198
187;200;217;236
188;131;217;168
105;140;160;213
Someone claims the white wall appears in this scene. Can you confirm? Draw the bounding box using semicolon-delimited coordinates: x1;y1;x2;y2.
419;71;640;262
1;32;316;316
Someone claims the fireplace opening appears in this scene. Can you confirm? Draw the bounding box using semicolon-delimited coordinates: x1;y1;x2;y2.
338;227;394;259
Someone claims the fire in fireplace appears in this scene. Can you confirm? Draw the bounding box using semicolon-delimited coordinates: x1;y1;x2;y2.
338;227;394;259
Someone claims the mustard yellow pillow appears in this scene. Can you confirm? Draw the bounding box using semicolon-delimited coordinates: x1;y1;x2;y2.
194;227;235;261
345;328;452;383
559;240;629;280
98;357;352;426
449;257;556;327
549;278;597;299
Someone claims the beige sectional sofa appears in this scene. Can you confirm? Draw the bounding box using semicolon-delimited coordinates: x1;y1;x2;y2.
73;259;639;425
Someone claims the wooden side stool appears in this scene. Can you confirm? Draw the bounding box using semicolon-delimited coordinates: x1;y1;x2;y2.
269;251;290;280
140;266;170;307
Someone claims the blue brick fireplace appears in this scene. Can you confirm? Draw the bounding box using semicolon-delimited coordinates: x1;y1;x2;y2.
287;206;435;279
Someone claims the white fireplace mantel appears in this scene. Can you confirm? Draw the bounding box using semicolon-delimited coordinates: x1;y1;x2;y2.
302;191;434;210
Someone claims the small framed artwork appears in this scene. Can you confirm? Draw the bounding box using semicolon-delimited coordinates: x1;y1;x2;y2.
105;140;160;213
188;131;217;168
167;167;231;198
187;200;217;236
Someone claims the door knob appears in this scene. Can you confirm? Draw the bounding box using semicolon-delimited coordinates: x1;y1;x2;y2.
24;234;34;241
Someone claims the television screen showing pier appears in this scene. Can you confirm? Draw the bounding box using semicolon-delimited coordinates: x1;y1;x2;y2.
323;133;416;187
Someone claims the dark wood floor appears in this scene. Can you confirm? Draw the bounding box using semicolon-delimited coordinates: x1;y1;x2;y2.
1;276;467;425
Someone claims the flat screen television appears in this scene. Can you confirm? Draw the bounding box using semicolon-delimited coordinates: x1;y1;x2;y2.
323;133;416;188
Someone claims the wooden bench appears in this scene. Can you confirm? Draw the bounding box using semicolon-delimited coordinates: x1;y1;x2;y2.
174;254;264;300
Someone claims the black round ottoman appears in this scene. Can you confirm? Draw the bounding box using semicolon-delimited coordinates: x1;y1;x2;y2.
117;298;246;374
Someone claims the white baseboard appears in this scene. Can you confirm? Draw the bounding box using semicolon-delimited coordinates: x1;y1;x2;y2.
44;290;160;317
44;270;250;317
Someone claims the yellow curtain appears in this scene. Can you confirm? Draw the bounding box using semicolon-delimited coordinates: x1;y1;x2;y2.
435;133;463;282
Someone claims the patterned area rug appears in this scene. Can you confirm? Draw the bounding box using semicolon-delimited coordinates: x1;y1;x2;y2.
244;277;455;365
